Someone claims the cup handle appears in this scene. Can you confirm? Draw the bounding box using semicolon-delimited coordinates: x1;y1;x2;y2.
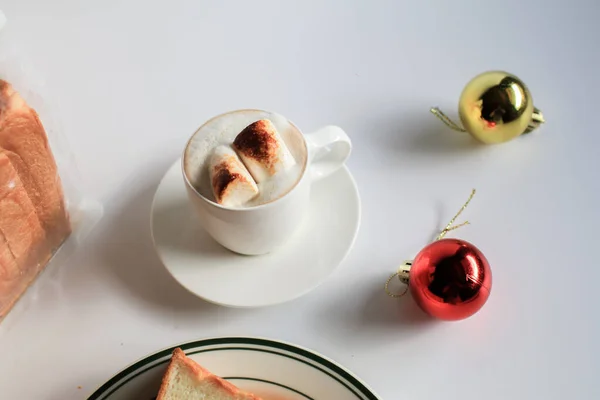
304;126;352;181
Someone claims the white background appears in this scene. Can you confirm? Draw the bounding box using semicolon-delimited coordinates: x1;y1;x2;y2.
0;1;599;399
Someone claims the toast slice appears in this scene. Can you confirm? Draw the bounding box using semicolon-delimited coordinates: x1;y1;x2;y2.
157;348;263;400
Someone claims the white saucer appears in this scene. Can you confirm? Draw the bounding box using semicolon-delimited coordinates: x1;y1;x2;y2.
150;159;361;308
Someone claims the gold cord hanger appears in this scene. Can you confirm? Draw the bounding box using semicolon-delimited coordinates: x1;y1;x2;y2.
430;107;466;132
384;189;476;298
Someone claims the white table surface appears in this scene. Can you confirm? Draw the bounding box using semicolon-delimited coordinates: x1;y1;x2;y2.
1;1;599;399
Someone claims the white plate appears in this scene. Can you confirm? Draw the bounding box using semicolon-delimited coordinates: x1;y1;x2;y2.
87;337;380;400
150;159;361;308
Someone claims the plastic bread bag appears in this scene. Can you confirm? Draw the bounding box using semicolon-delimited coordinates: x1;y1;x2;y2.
0;10;103;323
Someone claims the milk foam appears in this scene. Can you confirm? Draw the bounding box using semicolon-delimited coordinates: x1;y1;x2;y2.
184;110;306;207
246;163;303;207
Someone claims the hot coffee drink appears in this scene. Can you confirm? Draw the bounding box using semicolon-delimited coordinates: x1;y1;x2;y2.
182;108;351;255
184;110;306;208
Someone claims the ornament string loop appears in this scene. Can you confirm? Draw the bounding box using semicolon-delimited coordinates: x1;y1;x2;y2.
385;189;477;298
384;273;409;298
430;107;467;132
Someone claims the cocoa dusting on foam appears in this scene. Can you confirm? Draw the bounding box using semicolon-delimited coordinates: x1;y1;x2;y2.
232;119;280;174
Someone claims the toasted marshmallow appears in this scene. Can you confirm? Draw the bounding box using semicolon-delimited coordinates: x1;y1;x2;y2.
232;119;296;183
209;145;259;207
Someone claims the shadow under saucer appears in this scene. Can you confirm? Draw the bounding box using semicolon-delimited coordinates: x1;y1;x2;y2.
94;169;223;314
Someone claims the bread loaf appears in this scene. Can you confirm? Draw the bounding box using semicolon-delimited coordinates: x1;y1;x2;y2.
0;80;71;319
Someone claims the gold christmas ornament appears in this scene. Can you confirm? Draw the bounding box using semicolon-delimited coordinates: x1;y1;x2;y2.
431;71;545;144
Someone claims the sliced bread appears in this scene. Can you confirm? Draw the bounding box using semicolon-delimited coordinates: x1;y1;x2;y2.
157;348;263;400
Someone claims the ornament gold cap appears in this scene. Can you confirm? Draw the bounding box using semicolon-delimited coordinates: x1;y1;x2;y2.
384;260;412;298
397;261;411;283
431;71;544;144
526;107;545;133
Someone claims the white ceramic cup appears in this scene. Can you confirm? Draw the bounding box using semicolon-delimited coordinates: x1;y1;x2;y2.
182;109;352;255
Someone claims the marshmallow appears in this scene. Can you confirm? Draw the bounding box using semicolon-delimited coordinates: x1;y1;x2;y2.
209;145;258;207
232;119;296;183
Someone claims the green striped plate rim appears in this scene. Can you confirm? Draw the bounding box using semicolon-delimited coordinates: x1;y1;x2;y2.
87;337;379;400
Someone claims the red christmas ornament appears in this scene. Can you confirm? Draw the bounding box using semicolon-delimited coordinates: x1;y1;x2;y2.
385;190;492;321
408;238;491;320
